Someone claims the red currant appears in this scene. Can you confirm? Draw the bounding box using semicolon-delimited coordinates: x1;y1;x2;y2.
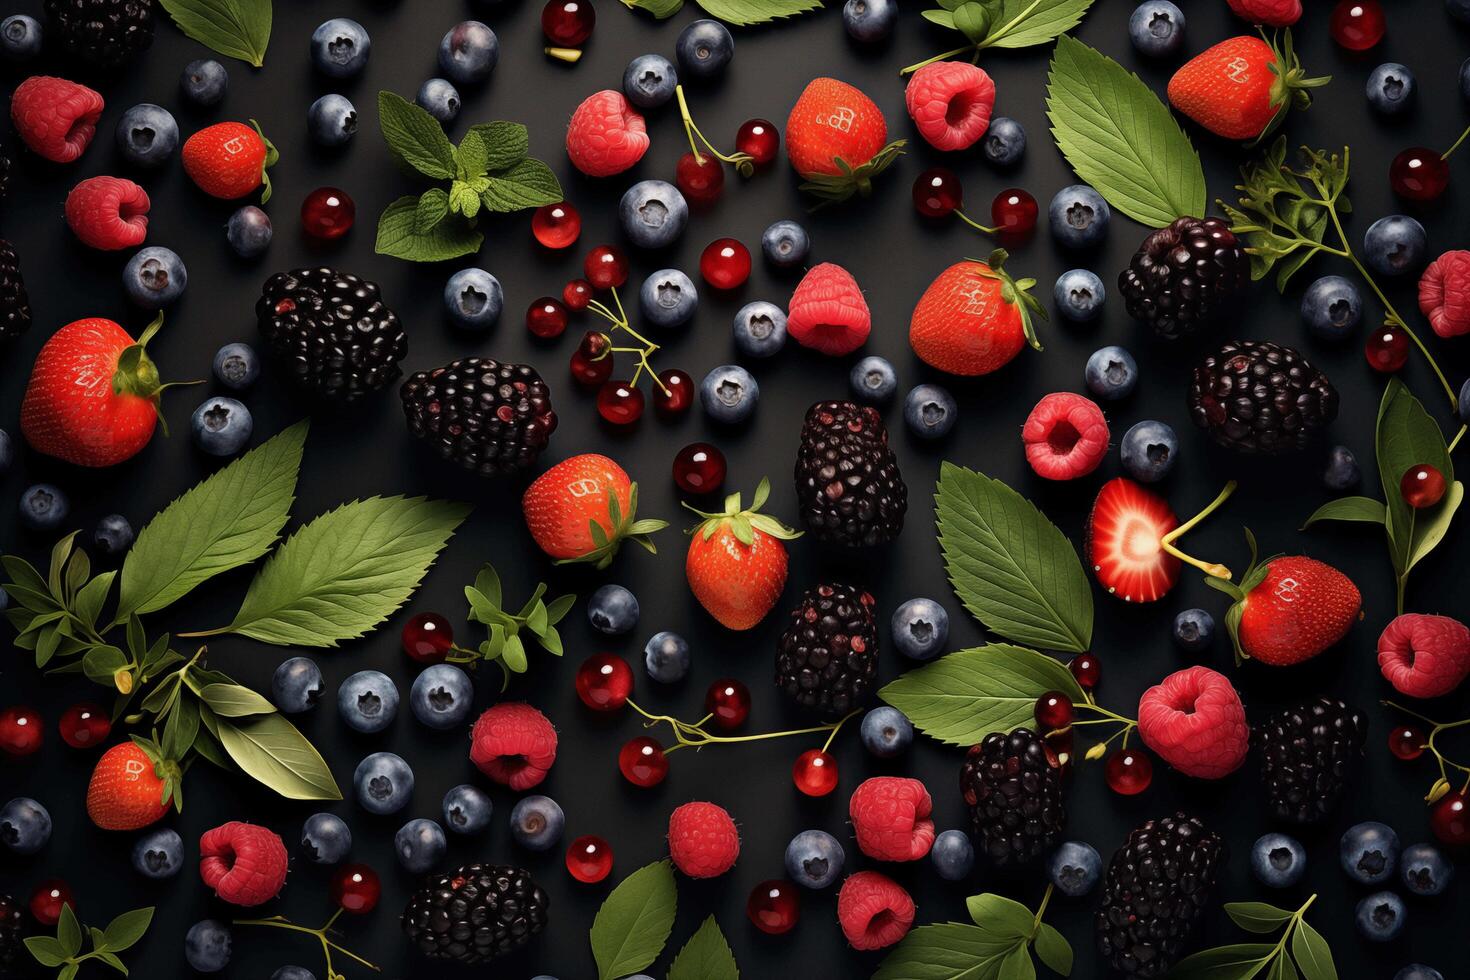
1034;691;1074;732
618;736;669;787
673;442;726;494
913;167;961;218
705;678;750;730
1365;327;1409;372
566;835;614;883
570;332;613;388
1388;725;1426;761
1330;0;1384;50
541;0;595;47
0;706;43;757
1104;749;1153;796
1431;791;1470;845
676;151;725;206
563;278;593;311
991;189;1038;237
699;238;751;290
331;863;381;914
654;369;694;418
300;187;355;240
401;612;453;664
746;879;800;935
576;653;633;711
1046;728;1074;770
1401;464;1448;509
584;245;629;290
532;201;582;249
792;749;839;797
735;118;779;166
1069;653;1100;690
1390;147;1449;202
58;703;110;749
597;380;645;425
29;880;72;926
526;297;569;340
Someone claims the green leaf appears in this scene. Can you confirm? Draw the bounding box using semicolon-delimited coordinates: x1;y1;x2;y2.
449;180;482;219
93;950;128;974
73;571;116;630
196;682;276;718
82;646;128;686
1289;920;1337;980
1046;34;1206;227
1225;902;1294;934
376;195;483;262
1376;378;1457;581
1169;944;1277;980
694;0;822;25
1303;496;1386;529
117;421;305;621
159;0;271;67
58;904;82;958
952;2;992;43
922;8;957;27
414;188;450;234
545;592;576;625
502;632;528;673
589;860;677;980
622;0;685;17
1268;953;1299;980
378;91;456;179
215;713;341;800
668;915;739;980
998;946;1036;980
1033;922;1072;976
936;463;1092;652
879;644;1084;747
162;695;199;760
874;923;1025;980
965;894;1033;937
480;158;565;212
99;907;154;952
24;935;67;967
1409;481;1463;573
473;564;503;608
986;0;1094;49
462;122;529;174
216;495;470;646
59;962;79;980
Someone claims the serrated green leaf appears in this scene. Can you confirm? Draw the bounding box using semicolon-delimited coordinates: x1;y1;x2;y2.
668;915;738;980
376;195;484;262
99;907;154;952
987;0;1093;48
159;0;271;67
1033;922;1072;976
449;180;482;218
378;91;455;179
1169;944;1276;980
590;860;677;980
874;923;1024;980
622;0;685;17
215;713;341;800
694;0;821;24
1289;920;1337;980
414;188;450;234
462;122;529;174
480;158;564;212
1225;902;1294;934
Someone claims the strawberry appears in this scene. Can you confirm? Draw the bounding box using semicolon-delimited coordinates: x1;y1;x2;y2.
85;738;181;831
522;453;666;568
684;478;802;631
1167;32;1328;142
785;77;905;204
1086;478;1182;603
181;120;278;202
908;249;1045;376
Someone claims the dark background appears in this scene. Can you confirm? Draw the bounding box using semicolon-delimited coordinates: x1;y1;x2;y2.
1;0;1469;977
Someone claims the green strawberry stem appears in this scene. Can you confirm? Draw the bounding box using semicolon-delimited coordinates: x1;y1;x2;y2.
1160;480;1238;580
234;909;380;979
675;85;755;176
628;699;859;755
798;141;906;207
1259;30;1330;145
1384;701;1470;796
972;249;1047;353
682;477;803;544
586;287;668;394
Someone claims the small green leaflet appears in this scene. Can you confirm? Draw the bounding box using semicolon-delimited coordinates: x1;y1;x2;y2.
1171;898;1338;980
24;904;154;978
987;0;1094;49
159;0;271;67
377;195;483;262
213;711;341;800
589;860;677;980
379;91;456;179
480;159;564;212
1220;141;1350;290
873;895;1073;980
622;0;820;23
667;916;739;980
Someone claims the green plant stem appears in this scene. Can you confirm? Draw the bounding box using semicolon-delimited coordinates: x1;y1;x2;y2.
1160;481;1238;579
901;43;977;75
1442;121;1470;161
1269;895;1317;956
629;700;858;755
234;910;379;980
1449;425;1467;454
586;290;669;394
1385;701;1470;790
674;85;754;175
1030;883;1054;933
901;0;1045;74
954;209;1000;235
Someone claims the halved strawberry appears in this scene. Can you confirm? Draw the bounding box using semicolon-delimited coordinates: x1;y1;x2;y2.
1086;478;1181;603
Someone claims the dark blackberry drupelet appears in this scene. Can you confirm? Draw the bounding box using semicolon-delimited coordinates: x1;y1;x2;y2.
400;358;557;476
1187;340;1339;454
1254;697;1367;825
256;268;407;402
0;239;32;343
1095;813;1224;978
44;0;154;68
402;864;549;964
0;894;25;971
959;727;1065;866
1118;216;1248;339
794;400;907;547
775;583;878;716
0;154;11;201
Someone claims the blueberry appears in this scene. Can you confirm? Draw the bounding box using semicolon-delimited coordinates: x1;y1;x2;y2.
1053;269;1105;321
191;397;253;456
354;752;414;815
639;269;699;328
410;664;473;730
843;0;896;42
94;514;134;556
1300;275;1362;340
213;342;261;390
700;365;759;424
308;94;358;147
272;969;316;980
891;598;949;661
131;827;183;878
444;268;504;330
416;79;461;124
1084;346;1138;401
338;670;399;734
180;59;227;106
1323;445;1362;491
1460;378;1470;422
860;706;913;757
784;829;845;889
226;206;273;258
123;246;187;308
588;584;640;635
312;18;371;78
272;657;323;714
930;829;975;881
115;104;179;168
442;784;493;834
509;795;564;851
1395;967;1444;980
1120;420;1178;483
1400;842;1452;896
982;117;1025;167
395;818;447;873
0;15;42;62
20;484;68;531
762;219;811;268
0;429;12;473
1363;215;1427;277
1048;185;1110;248
1128;1;1185;57
644;631;691;682
904;384;957;440
1452;0;1470;22
675;20;733;81
623;54;678;110
850;356;897;404
1340;821;1400;885
733;301;788;358
438;21;498;85
1366;63;1416;115
1355;891;1406;942
0;797;50;855
1048;841;1102;896
1172;608;1215;653
619;180;689;249
1250;832;1305;888
300;812;352;864
185;920;232;973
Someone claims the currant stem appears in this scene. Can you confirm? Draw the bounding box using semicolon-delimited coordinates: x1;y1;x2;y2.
234;910;380;977
674;85;755;175
1385;700;1470;778
584;289;669;396
1031;883;1054;932
629;698;858;751
954;209;1000;235
1442;121;1470;161
1449;425;1466;454
1159;481;1238;579
901;43;976;76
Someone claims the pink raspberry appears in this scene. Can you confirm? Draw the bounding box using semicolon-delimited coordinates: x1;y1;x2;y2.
1419;250;1470;339
786;262;870;355
667;801;740;878
849;776;935;861
566;90;649;178
1378;613;1470;698
904;62;995;152
1226;0;1302;27
1137;666;1249;779
64;176;149;251
1022;392;1110;481
198;822;289;907
10;75;104;163
837;871;915;950
469;702;558;790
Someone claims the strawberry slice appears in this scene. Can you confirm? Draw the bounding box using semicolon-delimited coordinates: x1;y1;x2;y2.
1086;478;1181;603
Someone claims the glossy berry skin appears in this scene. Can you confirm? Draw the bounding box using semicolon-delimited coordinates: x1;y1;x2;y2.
700;365;759;423
792;749;839;797
640;269;699;329
700;238;752;289
1084;347;1137;401
1431;792;1470;845
913;167;961;218
58;703;110;748
1362;216;1426;277
1366;63;1416;115
563;279;593;310
1401;464;1447;509
991;188;1038;238
1104;748;1152;795
443;269;503;331
850;356;898;405
576;653;633;711
510;795;565;851
331;863;381;913
1048;185;1110;248
982;117;1026;167
1049;841;1102;896
567;835;614;883
1033;692;1073;731
597;380;645;425
1300;275;1362;340
786;830;845;889
890;598;948;660
226;207;272;258
620;181;689;249
904;384;957;440
1129;1;1185;58
1172;609;1215;653
930;829;975;881
585;245;629;290
655;369;695;417
619;736;669;787
1330;0;1385;50
1123;418;1181;492
527;298;570;340
1354;891;1406;942
588;584;639;635
705;678;750;730
747;879;800;935
623;53;678;109
843;0;897;42
532;202;582;249
0;706;43;757
30;880;72;926
307;94;357;146
542;0;595;47
1390;148;1449;202
570;332;614;389
1365;327;1409;373
301;813;352;864
673;442;726;494
676;152;724;206
736;119;779;165
273;657;323;714
312;18;371;78
761;220;810;268
1054;270;1105;322
675;19;734;81
402;612;453;664
1400;842;1452;896
644;631;692;682
1340;821;1400;884
1323;445;1361;491
1388;725;1426;760
441;785;493;835
300;187;355;240
732;302;787;358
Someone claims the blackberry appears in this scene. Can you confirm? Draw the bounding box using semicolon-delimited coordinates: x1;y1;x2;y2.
0;153;10;201
1254;697;1367;825
1118;216;1248;339
1095;813;1224;978
256;268;406;402
402;863;549;964
775;583;878;716
959;728;1065;866
44;0;154;69
1188;340;1338;454
400;358;557;476
0;239;31;343
0;894;24;971
794;400;907;547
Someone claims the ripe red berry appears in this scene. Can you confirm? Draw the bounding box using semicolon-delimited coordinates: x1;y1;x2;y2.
566;835;614;883
576;653;633;711
746;879;800;935
401;612;453;664
597;379;645;425
532;201;582;249
1387;725;1426;761
1046;728;1074;770
541;0;595;46
1365;327;1409;372
1104;748;1153;796
571;332;614;388
585;245;629;290
1069;653;1100;690
300;187;355;240
673;442;726;494
527;297;570;339
792;748;839;797
735;118;779;166
0;706;43;757
331;863;381;914
654;368;694;417
562;278;593;310
705;678;750;730
1431;791;1470;845
676;151;725;205
58;703;110;749
913;167;961;218
618;736;669;787
700;238;751;290
1401;464;1447;509
1390;148;1449;202
29;880;72;926
991;189;1038;238
1034;691;1073;732
1330;0;1384;50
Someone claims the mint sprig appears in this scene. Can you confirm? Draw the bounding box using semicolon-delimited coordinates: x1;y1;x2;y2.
875;889;1072;979
26;904;154;979
1171;896;1338;980
458;563;576;688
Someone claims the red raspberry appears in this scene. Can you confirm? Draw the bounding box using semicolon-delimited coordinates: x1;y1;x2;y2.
904;62;995;152
469;702;558;790
64;176;149;251
1419;250;1470;339
786;262;870;355
10;76;104;163
849;776;935;861
1226;0;1302;27
198;822;289;907
837;871;914;950
566;90;649;178
1378;613;1470;698
1022;392;1110;481
1137;666;1249;779
667;801;740;878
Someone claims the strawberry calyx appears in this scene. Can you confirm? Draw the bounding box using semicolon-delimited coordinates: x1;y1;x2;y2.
682;477;803;547
555;480;668;570
1201;527;1286;664
250;118;279;204
112;313;195;437
1260;29;1330;144
799;140;907;206
970;248;1047;352
130;731;187;813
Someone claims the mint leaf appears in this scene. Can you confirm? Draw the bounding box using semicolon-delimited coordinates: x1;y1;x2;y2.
667;916;738;980
987;0;1094;49
693;0;820;24
462;122;529;174
874;923;1023;980
622;0;685;17
159;0;271;67
376;195;484;262
589;860;677;980
378;91;455;179
415;188;449;234
214;711;341;800
450;181;481;218
480;158;564;212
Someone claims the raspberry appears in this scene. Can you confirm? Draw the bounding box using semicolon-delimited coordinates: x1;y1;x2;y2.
1022;392;1110;481
469;703;558;791
1226;0;1302;27
64;176;149;251
667;801;740;878
1137;666;1249;779
786;263;870;356
198;822;289;907
566;90;649;178
10;75;103;164
1378;613;1470;698
1419;251;1470;339
848;776;935;862
904;62;995;152
837;871;914;950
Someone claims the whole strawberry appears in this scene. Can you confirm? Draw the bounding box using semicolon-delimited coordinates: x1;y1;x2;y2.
1168;33;1327;141
786;77;905;204
182;120;277;202
684;478;802;631
908;249;1045;376
522;454;666;568
86;738;180;831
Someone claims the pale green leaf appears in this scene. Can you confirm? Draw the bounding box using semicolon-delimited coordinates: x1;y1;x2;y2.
965;894;1033;937
998;946;1035;980
376;196;483;262
1169;944;1276;980
694;0;821;25
1269;953;1299;980
986;0;1094;49
922;8;957;27
1302;496;1386;529
1289;921;1337;980
215;713;341;800
196;682;276;718
1408;481;1463;574
24;935;67;967
99;907;154;952
1225;902;1294;934
668;915;738;980
378;91;455;179
1033;922;1072;977
159;0;271;67
874;923;1024;980
590;860;677;980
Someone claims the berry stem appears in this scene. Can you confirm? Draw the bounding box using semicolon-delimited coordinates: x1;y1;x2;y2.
1384;701;1470;785
1030;883;1054;934
629;698;858;752
675;85;755;176
1442;121;1470;161
1449;425;1466;454
1074;701;1137;759
585;288;669;395
1160;481;1238;579
953;209;1001;235
234;909;380;978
